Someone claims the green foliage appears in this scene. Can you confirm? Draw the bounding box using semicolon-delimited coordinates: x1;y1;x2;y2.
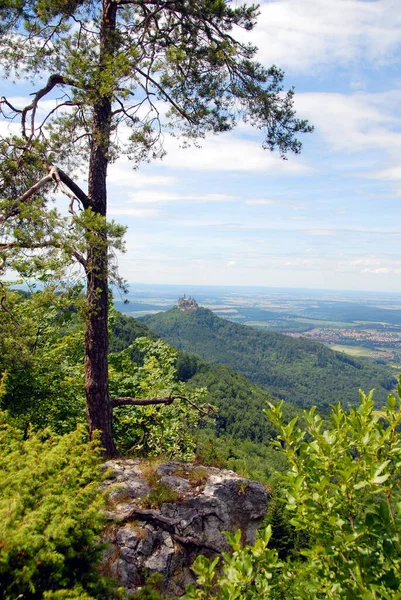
186;381;401;599
130;573;166;600
0;293;207;459
109;311;301;470
265;380;401;599
109;337;209;459
182;526;283;600
185;360;302;443
143;307;397;410
0;416;110;600
195;430;288;483
109;311;158;355
141;481;181;510
0;285;86;433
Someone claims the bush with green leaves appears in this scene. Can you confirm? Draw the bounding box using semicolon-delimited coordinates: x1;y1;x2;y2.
182;527;283;600
0;285;86;434
185;379;401;599
0;415;115;600
109;337;209;458
267;380;401;599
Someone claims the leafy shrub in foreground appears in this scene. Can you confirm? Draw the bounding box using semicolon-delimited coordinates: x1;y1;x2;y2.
185;379;401;599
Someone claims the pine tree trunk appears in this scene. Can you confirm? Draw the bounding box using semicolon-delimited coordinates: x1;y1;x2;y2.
84;0;117;456
84;247;116;456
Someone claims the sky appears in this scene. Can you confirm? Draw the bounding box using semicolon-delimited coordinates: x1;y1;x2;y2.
3;0;401;293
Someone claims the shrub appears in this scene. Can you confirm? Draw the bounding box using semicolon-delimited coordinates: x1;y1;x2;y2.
185;379;401;599
0;415;110;600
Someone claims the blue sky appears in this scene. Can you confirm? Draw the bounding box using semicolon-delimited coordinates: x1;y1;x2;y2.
3;0;401;293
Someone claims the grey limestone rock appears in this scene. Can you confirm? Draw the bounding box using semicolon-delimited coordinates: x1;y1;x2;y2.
101;460;268;597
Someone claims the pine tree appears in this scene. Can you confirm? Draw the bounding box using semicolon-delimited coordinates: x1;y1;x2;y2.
0;0;312;455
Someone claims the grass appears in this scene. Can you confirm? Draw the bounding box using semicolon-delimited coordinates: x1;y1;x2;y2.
141;483;181;509
329;344;393;359
140;461;182;509
173;466;209;487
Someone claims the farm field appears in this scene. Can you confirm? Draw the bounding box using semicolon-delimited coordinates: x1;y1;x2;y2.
116;284;401;367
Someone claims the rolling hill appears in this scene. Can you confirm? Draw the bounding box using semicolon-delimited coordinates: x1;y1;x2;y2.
142;307;397;409
110;312;301;444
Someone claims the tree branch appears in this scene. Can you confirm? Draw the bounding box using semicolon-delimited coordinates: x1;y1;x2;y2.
111;394;216;416
72;250;88;268
135;66;196;125
55;167;91;209
0;240;56;250
1;166;90;230
17;172;55;203
111;395;177;407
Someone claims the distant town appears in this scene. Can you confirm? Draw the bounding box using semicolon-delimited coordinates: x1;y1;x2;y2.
116;284;401;366
288;328;401;348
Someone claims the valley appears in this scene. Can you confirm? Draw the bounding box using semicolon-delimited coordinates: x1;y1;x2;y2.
116;284;401;368
141;304;397;410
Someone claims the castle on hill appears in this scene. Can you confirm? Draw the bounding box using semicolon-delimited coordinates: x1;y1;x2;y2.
177;295;199;311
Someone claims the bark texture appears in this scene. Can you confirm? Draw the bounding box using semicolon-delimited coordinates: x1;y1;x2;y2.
84;0;118;456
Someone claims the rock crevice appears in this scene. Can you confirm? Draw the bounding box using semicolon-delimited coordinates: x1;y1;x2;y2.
101;460;268;597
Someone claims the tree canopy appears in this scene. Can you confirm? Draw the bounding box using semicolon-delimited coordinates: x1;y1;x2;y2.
0;0;312;454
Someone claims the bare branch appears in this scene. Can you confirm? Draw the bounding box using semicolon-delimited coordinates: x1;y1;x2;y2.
135;66;196;124
111;394;216;416
21;75;68;139
71;250;87;268
111;395;176;407
0;166;89;231
0;97;23;114
17;172;54;203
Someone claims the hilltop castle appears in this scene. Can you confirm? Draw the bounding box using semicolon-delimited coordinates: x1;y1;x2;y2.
177;294;199;311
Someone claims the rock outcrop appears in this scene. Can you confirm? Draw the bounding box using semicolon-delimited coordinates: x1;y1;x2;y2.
101;460;268;597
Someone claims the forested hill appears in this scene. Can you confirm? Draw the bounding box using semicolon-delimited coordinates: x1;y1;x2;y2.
110;312;302;443
142;307;397;409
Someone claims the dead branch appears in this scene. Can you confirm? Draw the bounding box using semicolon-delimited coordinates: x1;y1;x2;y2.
17;172;55;203
111;395;177;407
22;74;69;139
111;394;216;416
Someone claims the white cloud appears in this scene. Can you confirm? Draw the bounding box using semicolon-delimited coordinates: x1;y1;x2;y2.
108;207;159;218
336;255;401;275
125;190;238;205
370;165;401;180
245;0;401;73
246;199;276;205
295;90;401;155
303;229;335;236
161;133;312;174
108;166;176;188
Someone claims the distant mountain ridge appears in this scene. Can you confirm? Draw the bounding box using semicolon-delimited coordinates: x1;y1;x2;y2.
142;307;397;409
